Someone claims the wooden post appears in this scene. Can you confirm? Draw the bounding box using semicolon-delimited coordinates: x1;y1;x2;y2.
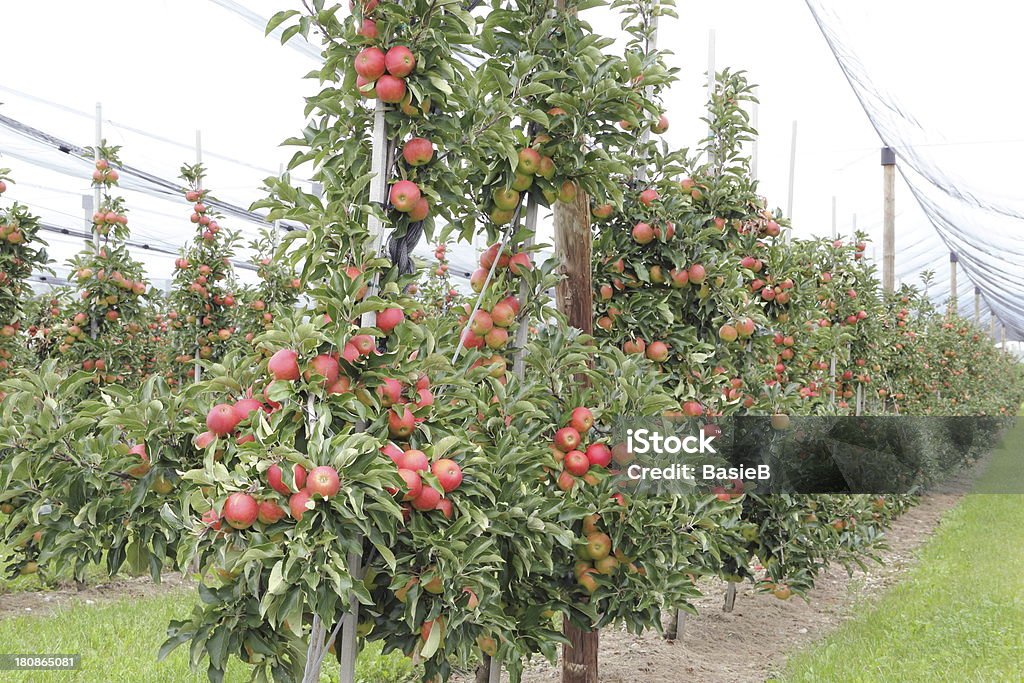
948;252;958;315
991;315;997;340
974;287;981;325
881;147;896;293
555;187;597;683
723;582;737;612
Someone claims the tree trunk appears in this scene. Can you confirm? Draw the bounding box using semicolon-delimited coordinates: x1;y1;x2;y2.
562;618;599;683
553;188;593;336
554;189;597;683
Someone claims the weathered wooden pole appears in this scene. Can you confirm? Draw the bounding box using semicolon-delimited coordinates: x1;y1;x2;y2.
974;287;981;325
555;185;597;683
881;146;896;292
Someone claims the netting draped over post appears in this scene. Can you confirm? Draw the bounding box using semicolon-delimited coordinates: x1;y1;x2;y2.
805;0;1024;339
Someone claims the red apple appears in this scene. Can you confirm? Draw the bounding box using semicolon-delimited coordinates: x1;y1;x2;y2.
233;398;263;421
396;468;422;501
569;407;594;433
388;406;416;439
257;500;286;525
431;459;463;492
412;485;441;511
553;426;581;452
223;493;258;529
398;449;429;472
402;137;434;166
384;46;416;77
354;47;386;80
305;354;340;384
307;466;341;499
268;349;300;381
376;307;404;334
389;180;421;212
586;443;612;468
207;403;242;436
564;450;590;476
376;74;407;103
289;490;313;521
267;463;307;495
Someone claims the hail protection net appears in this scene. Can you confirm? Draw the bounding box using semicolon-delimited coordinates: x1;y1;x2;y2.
804;0;1024;339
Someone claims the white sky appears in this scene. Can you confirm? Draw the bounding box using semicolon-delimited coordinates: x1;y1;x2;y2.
0;1;1020;334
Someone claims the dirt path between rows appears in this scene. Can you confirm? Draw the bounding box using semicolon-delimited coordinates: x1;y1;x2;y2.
0;572;191;620
459;458;983;683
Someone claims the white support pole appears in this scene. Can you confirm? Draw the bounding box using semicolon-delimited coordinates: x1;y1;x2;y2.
786;121;797;238
339;100;389;683
82;195;94;246
974;287;981;325
706;28;716;164
750;86;759;182
194;130;203;385
91;103;102;340
948;252;958;315
831;196;837;239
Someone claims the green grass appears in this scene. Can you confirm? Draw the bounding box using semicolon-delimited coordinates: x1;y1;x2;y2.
777;414;1024;682
0;588;416;682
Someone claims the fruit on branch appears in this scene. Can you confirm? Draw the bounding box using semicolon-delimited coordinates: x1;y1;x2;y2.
126;443;151;478
639;189;659;206
564;450;590;476
267;463;307;495
402;137;434;166
376;307;405;334
490;301;515;327
718;324;738;342
384;46;416;77
411;485;442;513
268;349;300;381
632;222;654;245
646;340;669;362
389;180;421;212
377;378;403;407
354;47;387;80
257;500;286;525
569;407;593;433
307;466;341;499
356;75;377;98
223;493;259;529
492;187;520;212
585;532;612;560
592;204;614;219
376;74;407;103
557;181;578;203
233;398;263;422
357;18;378;40
553;426;581;452
207;404;242;436
431;459;463;492
585;443;612;468
653;115;669;133
289;490;313;521
688;264;707;284
388;406;416;439
517;148;541;175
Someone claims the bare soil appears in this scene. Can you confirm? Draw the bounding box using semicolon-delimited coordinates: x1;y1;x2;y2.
457;462;980;683
0;572;191;620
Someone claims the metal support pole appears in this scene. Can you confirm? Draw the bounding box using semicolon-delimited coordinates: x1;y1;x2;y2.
785;121;798;240
881;147;896;293
831;196;837;239
91;103;102;341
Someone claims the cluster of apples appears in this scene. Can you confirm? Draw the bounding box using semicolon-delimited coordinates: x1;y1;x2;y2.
381;442;462;519
90;158;119;186
748;272;795;306
185;190;223;242
573;513;639;594
459;243;530;351
620;336;670;363
91;208;128;236
353;44;416;103
549;407;614;492
0;222;25;245
485;146;557;225
718;317;757;344
385;136;434;221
